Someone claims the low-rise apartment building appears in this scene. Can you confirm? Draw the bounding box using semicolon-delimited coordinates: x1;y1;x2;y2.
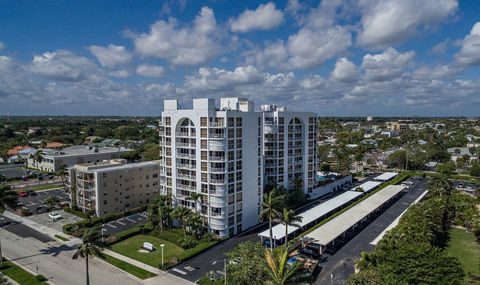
28;145;131;172
67;159;160;217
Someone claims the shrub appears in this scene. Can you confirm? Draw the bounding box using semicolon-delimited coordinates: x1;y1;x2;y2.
35;275;48;282
179;236;197;249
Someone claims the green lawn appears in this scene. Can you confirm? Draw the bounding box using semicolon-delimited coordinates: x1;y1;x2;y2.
54;234;69;241
111;235;183;268
102;254;157;279
446;228;480;283
24;184;62;191
0;260;48;285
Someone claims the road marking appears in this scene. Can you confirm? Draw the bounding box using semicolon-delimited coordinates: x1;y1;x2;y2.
107;223;117;228
117;221;126;226
172;268;187;275
126;217;136;223
216;270;225;276
184;266;195;271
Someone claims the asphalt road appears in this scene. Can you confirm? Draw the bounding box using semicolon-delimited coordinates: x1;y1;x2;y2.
0;215;53;242
314;178;428;285
102;212;149;236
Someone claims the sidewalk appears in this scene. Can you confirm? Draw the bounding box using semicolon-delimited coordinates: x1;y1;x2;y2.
102;249;195;285
2;211;82;247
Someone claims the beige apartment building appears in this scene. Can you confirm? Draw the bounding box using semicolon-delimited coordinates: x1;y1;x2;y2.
67;159;160;217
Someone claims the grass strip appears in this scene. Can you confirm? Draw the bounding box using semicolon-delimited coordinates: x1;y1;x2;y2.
54;234;69;241
0;260;48;285
101;254;157;280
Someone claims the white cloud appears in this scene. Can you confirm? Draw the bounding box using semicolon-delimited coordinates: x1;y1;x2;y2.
185;65;263;91
134;6;221;66
0;41;5;51
30;50;98;82
332;58;359;82
230;2;284;33
412;64;459;80
361;47;415;81
136;64;165;78
431;40;450;54
455;22;480;66
109;70;129;78
358;0;458;47
88;44;132;68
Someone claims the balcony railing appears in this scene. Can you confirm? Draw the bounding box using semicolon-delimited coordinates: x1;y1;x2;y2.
176;132;191;137
209;189;227;196
209;178;225;184
209;133;225;139
209;156;227;162
210;167;226;173
176;153;196;159
177;173;196;180
209;200;226;208
176;184;196;191
176;163;196;170
176;142;196;148
209;122;225;127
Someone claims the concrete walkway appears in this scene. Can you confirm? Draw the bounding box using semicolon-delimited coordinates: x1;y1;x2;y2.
2;211;82;247
103;249;195;285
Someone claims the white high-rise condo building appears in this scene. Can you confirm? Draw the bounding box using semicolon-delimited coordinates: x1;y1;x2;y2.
159;98;317;237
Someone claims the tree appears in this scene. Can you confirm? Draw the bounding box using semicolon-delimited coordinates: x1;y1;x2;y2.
387;150;406;169
32;150;43;169
259;191;284;251
470;162;480;177
263;246;301;285
57;163;67;192
188;192;202;214
226;241;268;285
186;211;203;238
280;209;302;246
72;227;104;285
436;161;456;175
44;195;60;210
171;206;192;238
0;185;17;213
142;143;160;161
429;175;452;198
147;201;161;229
320;163;331;173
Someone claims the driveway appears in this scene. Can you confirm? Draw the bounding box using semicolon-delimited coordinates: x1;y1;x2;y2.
17;188;69;213
102;212;149;236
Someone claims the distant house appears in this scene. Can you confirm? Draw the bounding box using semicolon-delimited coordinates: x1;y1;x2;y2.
18;148;36;158
7;146;34;156
447;147;473;162
380;131;399;138
28;127;42;134
8;155;23;163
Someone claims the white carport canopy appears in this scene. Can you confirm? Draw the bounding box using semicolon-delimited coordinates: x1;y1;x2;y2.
374;172;399;182
351;181;382;193
258;191;363;240
304;185;406;246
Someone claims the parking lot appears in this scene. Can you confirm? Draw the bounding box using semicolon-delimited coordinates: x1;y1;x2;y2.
102;212;148;236
17;188;69;213
26;210;83;232
0;215;54;243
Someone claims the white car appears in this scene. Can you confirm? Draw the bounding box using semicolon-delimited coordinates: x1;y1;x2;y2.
48;212;63;221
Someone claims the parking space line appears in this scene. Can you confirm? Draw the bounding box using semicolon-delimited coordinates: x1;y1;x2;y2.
172;268;187;275
125;217;136;223
107;223;117;228
117;221;126;226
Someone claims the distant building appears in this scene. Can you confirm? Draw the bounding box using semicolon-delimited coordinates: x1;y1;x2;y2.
7;146;34;156
67;159;160;217
28;127;42;134
366;116;373;122
46;142;65;149
27;145;131;172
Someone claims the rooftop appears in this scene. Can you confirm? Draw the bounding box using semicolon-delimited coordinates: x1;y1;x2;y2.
42;145;131;157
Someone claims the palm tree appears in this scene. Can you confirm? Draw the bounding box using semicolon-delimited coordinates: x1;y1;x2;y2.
147;200;160;229
259;191;284;251
429;175;452;197
187;192;202;214
171;206;192;237
263;246;301;285
72;227;104;285
58;163;67;192
32;150;43;169
280;209;302;246
44;195;60;210
0;185;18;213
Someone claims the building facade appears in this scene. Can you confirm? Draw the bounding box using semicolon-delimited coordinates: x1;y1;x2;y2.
67;159;160;217
159;98;318;237
27;145;131;172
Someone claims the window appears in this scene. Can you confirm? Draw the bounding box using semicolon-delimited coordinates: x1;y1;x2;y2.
165;117;171;125
236;117;242;127
201;117;208;127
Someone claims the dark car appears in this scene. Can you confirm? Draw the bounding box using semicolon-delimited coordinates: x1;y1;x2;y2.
300;247;321;259
26;189;37;196
45;174;54;179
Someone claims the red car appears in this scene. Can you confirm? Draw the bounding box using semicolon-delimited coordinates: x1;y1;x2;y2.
18;191;28;197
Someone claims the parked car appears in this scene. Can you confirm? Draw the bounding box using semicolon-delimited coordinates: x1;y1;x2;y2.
15;201;24;207
26;189;37;196
36;205;48;214
18;191;28;197
38;175;44;181
300;247;321;259
48;212;63;221
21;176;28;181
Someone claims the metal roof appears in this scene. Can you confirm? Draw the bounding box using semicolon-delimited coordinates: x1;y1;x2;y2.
258;191;363;240
351;181;382;193
374;172;398;181
305;185;406;245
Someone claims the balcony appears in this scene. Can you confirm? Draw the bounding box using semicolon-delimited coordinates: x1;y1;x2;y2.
176;153;196;159
176;184;196;191
209;133;225;139
209;188;227;196
176;142;196;148
176;132;191;137
264;125;278;134
208;140;226;151
210;167;226;173
176;163;196;170
209;178;225;184
209;122;225;127
209;200;226;208
209;156;227;162
177;173;196;180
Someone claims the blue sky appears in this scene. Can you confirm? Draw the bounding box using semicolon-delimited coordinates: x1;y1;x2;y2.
0;0;480;116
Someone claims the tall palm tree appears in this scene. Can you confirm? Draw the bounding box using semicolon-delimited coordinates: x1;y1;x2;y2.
429;175;452;197
263;246;300;285
259;191;284;251
188;192;202;214
0;185;18;213
58;163;67;191
280;209;302;246
72;227;104;285
44;195;60;210
171;206;192;237
32;150;43;169
147;200;161;229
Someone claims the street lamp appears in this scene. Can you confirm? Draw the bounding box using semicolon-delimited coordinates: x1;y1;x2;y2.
212;259;227;285
330;273;334;285
160;244;165;269
101;226;105;243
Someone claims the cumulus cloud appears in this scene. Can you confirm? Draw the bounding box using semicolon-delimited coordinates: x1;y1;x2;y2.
455;22;480;66
136;64;165;78
361;47;415;81
30;50;98;82
230;2;284;33
134;6;221;66
332;58;359;82
109;70;129;78
358;0;458;47
185;65;263;91
88;44;132;68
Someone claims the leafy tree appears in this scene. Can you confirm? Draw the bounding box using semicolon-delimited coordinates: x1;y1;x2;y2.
72;227;104;285
226;241;267;285
259;191;284;251
171;206;192;238
429;175;453;198
44;195;60;210
387;150;406;169
320;163;331;173
142;143;160;161
470;162;480;177
280;209;302;246
263;246;301;285
0;185;17;213
436;161;456;175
